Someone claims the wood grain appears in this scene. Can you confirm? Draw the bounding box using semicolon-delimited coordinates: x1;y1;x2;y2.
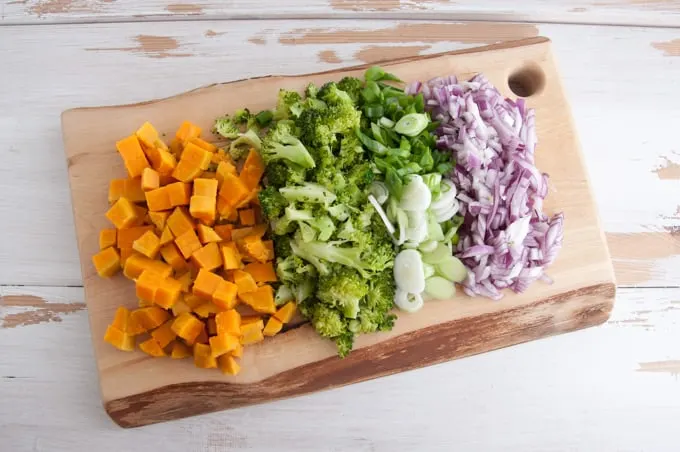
61;37;615;427
3;0;680;26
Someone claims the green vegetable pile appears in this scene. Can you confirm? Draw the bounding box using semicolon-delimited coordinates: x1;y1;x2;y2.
214;67;456;357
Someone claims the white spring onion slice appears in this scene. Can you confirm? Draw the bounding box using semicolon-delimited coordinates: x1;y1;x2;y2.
394;249;425;293
399;175;432;212
394;289;424;313
368;194;395;236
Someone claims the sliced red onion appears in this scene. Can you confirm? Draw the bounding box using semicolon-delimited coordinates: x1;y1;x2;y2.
412;73;564;299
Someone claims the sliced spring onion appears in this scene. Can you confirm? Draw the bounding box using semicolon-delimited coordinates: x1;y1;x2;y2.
368;194;396;236
369;181;389;205
379;117;395;128
435;255;468;283
421;242;451;265
394;113;429;137
394;289;424;313
399;175;431;211
394;249;425;293
422;262;436;279
275;285;295;306
418;240;438;253
424;276;456;300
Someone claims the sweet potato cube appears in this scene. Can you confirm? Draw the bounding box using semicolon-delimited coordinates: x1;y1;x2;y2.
151;319;177;348
119;247;135;267
92;247;121;277
136;270;164;303
216;161;238;187
213;224;233;241
193;268;223;299
240;236;270;263
238;285;276;314
196;224;223;244
193;325;209;345
172;160;203;182
154;277;182;309
170;341;192;359
212;280;238;310
194;302;219;318
111;306;130;332
123;254;171;279
148;210;170;231
166;182;191;207
132;230;161;259
217;354;241;375
171;298;192;316
218;172;250;207
159;225;174;246
240;317;264;333
99;229;117;250
139;338;166;357
108;179;125;203
154;148;177;175
231;342;244;358
141;167;160;192
104;325;135;351
160;243;187;272
145;187;172;212
131;306;170;332
274;302;297;324
117;226;153;249
238;209;256;226
174;229;202;259
122;178;147;203
138;298;153;308
241;328;264;345
131;204;148;226
244;261;277;283
191;242;222;271
183;293;204;310
239;149;265;190
135;121;159;149
193;178;218;198
171;312;204;343
189;195;216;224
182;142;213;170
233;269;257;294
116;135;149;178
177;271;192;293
193;343;217;369
176;120;202;142
215;310;241;336
209;334;239;358
188;137;217;153
221;242;242;270
106;197;139;229
167;207;194;237
263;317;283;337
230;227;253;242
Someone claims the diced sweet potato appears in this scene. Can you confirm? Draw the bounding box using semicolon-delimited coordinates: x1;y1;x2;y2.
215;310;241;336
145;187;172;212
132;230;161;259
170;341;192;359
189;195;216;225
209;334;239;357
233;270;258;294
212;280;238;310
221;242;242;270
151;319;177;348
154;277;182;309
160;243;187;272
193;343;217;369
263;317;283;337
148;210;170;231
274;302;297;324
196;224;223;244
116;135;149;178
92;247;121;277
99;228;117;250
166;182;191;207
174;229;202;260
106;197;140;229
238;285;276;314
104;325;135;351
141;167;160;192
167;207;195;237
244;261;277;283
139;338;166;357
191;242;222;271
171;312;204;343
217;354;241;375
193;268;223;300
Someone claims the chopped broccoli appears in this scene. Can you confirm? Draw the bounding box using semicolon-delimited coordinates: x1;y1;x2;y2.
276;255;316;287
229;129;262;160
279;182;336;205
261;121;316;169
310;304;346;338
213;116;241;139
357;269;396;333
334;333;354;358
337;76;364;104
258;186;289;220
305;83;318;99
318;82;353;107
337;133;365;170
273;235;293;259
265;161;307;188
317;265;368;319
274;89;302;120
233;108;251;124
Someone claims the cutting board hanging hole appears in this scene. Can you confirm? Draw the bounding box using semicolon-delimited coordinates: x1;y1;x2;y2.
508;64;545;98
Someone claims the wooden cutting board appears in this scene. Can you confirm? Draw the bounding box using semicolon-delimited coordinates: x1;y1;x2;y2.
61;37;616;428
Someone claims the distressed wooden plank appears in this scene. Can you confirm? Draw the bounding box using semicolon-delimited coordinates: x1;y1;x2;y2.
1;20;680;287
2;0;680;27
2;285;679;449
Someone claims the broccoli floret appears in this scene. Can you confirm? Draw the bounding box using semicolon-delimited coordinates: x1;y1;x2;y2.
308;215;336;242
276;255;316;287
337;133;365;170
279;182;337;206
273;235;293;259
229;129;262;160
233;108;251;124
318;82;353;107
213;116;241;139
310;304;346;338
274;89;303;120
334;333;354;358
357;269;396;333
317;265;369;319
265;161;307;188
296;108;335;148
258;186;289;220
291;234;392;278
337;76;364;104
261;122;316;169
346;162;374;188
305;83;318;99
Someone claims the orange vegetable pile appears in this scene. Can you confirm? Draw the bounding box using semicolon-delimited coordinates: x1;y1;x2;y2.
94;120;296;375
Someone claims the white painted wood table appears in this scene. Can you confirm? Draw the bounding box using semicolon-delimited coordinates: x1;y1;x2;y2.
2;2;680;450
